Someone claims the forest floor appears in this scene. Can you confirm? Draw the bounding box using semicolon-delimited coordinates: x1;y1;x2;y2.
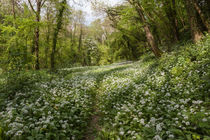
0;36;209;139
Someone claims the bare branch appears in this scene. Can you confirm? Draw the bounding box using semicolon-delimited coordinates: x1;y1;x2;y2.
28;0;36;14
41;0;47;7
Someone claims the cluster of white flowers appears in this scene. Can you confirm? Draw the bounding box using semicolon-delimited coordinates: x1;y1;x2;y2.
96;55;209;139
0;69;99;139
1;40;209;139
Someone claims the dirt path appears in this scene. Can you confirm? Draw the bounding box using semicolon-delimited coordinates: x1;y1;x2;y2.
85;93;101;140
84;67;128;140
85;108;100;140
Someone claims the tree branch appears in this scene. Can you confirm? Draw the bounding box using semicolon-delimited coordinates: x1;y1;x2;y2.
28;0;36;14
41;0;47;7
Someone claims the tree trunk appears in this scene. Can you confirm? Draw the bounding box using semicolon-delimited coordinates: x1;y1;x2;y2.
128;0;162;57
11;0;16;20
171;0;179;41
28;0;46;70
45;8;50;68
51;0;67;70
144;25;162;57
164;0;179;43
45;25;50;68
185;0;203;42
78;24;83;52
192;0;210;32
35;11;40;70
153;25;161;45
24;37;28;65
34;1;41;70
72;23;77;45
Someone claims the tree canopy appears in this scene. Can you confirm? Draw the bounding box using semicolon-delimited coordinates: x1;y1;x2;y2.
0;0;209;71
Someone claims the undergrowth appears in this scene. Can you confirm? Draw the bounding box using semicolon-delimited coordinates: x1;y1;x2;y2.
0;35;209;140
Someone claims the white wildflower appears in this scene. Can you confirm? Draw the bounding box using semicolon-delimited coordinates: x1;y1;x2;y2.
145;91;149;95
119;131;124;135
186;122;190;125
169;134;174;138
140;119;145;125
153;135;162;140
202;118;207;122
156;123;162;132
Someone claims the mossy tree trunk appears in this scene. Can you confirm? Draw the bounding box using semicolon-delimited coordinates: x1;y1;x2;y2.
51;0;67;70
28;0;46;70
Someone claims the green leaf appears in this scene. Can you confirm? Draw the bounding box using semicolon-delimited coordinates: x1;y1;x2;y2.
170;129;184;136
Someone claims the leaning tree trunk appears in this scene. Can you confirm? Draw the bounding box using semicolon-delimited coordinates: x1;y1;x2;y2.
51;0;67;70
144;25;162;57
192;0;210;32
185;0;203;42
129;0;161;57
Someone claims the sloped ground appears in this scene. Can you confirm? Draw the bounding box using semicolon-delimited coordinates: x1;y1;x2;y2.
95;36;210;139
0;35;209;140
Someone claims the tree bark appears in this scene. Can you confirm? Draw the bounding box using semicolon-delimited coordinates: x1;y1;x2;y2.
45;7;51;68
11;0;16;20
185;0;203;42
78;24;83;52
35;6;40;70
192;0;210;32
45;25;50;69
28;0;43;70
73;23;77;43
24;37;28;65
171;0;179;41
164;0;179;42
144;25;162;57
128;0;162;57
51;0;67;70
